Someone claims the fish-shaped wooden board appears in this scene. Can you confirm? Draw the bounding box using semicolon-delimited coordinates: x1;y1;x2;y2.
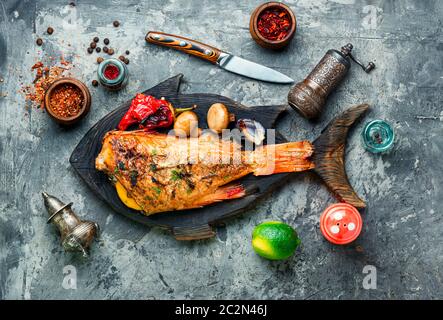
70;74;368;240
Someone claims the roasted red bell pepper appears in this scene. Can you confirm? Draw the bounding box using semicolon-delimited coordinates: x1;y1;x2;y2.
118;94;195;131
118;94;171;131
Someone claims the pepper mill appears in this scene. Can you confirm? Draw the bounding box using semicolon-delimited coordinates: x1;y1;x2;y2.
288;43;375;119
42;192;99;257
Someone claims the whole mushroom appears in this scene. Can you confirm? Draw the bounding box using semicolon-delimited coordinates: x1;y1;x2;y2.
174;111;199;137
207;103;235;133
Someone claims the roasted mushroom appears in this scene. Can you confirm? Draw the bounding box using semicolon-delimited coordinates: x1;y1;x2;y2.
207;103;235;133
174;111;199;137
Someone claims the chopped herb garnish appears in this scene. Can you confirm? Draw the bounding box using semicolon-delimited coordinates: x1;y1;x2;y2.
117;161;125;170
144;195;153;201
129;170;138;187
151;148;158;156
171;169;183;181
152;186;161;195
150;163;157;172
186;188;193;195
113;166;119;174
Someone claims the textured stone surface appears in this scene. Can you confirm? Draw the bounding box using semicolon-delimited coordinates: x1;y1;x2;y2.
0;0;442;299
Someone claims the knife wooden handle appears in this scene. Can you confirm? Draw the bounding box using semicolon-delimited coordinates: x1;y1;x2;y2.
146;31;221;64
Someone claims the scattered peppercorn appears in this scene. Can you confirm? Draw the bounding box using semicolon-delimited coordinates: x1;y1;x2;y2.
119;55;125;62
87;47;93;54
90;42;97;49
97;57;104;64
36;38;43;46
95;47;101;53
113;20;120;27
108;48;114;55
125;50;130;55
93;36;99;43
47;27;54;35
92;80;98;87
69;2;76;7
103;46;109;53
124;58;129;65
103;38;110;45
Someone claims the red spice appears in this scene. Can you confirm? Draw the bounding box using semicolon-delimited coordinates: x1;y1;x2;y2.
257;8;291;41
49;84;84;118
22;59;71;110
103;64;120;80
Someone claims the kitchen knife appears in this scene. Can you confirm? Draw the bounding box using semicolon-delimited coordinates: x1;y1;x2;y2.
145;31;294;84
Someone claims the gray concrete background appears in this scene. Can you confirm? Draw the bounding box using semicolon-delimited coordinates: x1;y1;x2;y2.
0;0;442;299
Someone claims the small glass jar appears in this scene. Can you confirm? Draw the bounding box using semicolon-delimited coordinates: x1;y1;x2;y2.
361;120;395;153
97;58;128;91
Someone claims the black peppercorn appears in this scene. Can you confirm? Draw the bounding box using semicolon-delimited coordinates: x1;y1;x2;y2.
95;47;101;53
119;55;125;62
93;37;99;43
108;48;114;55
36;38;43;46
97;57;104;64
90;42;97;49
103;38;110;45
92;80;99;87
124;58;129;65
47;27;54;35
87;47;93;54
113;20;120;27
125;50;130;55
103;46;109;53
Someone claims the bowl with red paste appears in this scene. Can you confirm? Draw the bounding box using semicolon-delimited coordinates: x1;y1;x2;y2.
249;2;296;50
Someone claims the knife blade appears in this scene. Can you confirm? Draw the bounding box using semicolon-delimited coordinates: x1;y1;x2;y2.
145;31;293;84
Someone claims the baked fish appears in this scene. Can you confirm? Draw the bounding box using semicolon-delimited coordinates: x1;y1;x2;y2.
96;104;368;215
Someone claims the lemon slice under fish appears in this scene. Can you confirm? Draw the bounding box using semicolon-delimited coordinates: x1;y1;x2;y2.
115;181;142;211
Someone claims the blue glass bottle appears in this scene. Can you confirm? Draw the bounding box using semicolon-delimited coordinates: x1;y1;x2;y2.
97;58;128;91
361;120;395;153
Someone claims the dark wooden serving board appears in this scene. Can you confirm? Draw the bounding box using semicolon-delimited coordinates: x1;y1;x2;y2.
70;74;293;240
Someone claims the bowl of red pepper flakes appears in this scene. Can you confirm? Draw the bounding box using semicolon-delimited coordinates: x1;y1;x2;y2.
249;2;296;50
44;78;91;125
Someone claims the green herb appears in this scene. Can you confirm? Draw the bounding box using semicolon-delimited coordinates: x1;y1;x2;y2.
186;188;193;195
171;169;183;181
113;166;119;175
130;170;138;187
150;163;157;172
223;175;231;181
144;195;153;201
117;161;125;170
152;186;161;195
151;148;158;156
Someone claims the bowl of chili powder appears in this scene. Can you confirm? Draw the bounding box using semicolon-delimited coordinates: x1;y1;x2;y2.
249;2;296;50
44;78;91;125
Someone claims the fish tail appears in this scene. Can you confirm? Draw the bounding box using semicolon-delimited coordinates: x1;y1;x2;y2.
253;141;314;176
312;104;369;208
192;183;246;207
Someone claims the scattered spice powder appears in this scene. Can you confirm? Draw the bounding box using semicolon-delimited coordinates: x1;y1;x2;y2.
257;7;292;41
22;58;71;109
49;84;84;117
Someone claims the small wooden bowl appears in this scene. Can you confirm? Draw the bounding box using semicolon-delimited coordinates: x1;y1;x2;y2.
44;78;91;126
249;2;296;50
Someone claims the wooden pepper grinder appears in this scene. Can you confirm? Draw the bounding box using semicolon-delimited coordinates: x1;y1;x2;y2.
288;43;375;119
